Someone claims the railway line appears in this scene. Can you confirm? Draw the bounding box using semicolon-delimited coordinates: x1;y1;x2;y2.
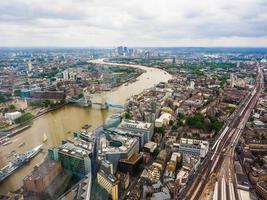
176;63;263;200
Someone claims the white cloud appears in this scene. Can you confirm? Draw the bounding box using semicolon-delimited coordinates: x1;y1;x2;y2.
0;0;266;46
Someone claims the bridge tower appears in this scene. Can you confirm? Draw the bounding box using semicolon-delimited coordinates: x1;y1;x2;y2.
100;102;109;110
83;87;92;107
100;96;109;110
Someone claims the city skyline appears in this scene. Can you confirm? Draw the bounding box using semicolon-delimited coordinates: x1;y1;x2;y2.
0;0;267;199
0;0;267;47
0;46;266;199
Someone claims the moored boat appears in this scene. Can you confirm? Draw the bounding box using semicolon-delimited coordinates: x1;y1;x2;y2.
2;141;12;146
18;142;25;147
43;133;48;142
82;124;92;129
0;145;42;182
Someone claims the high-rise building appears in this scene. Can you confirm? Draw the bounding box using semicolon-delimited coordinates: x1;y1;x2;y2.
230;73;236;88
100;159;114;175
117;46;124;55
62;70;69;80
98;134;139;170
27;61;32;71
189;80;195;90
48;142;92;178
97;171;119;200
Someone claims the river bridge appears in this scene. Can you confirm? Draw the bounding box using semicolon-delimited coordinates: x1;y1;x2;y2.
66;97;124;110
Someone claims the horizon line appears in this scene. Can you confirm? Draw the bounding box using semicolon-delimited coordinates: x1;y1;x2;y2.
1;46;267;49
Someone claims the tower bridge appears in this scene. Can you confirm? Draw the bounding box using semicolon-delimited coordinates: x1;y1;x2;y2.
66;87;124;110
67;97;124;110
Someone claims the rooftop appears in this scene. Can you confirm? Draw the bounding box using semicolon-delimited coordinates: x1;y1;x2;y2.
24;159;60;181
144;141;157;150
54;142;91;159
258;181;267;190
98;170;119;185
120;119;152;130
120;153;142;164
100;133;139;154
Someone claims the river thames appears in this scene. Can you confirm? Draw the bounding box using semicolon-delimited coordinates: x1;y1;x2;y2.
0;60;172;194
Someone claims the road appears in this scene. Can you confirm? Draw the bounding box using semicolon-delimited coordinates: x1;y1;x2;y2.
176;63;264;200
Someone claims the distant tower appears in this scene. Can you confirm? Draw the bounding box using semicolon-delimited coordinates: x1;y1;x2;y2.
236;61;240;68
172;57;176;65
117;46;124;55
190;81;195;90
83;87;92;107
62;70;69;80
27;61;32;71
230;73;235;88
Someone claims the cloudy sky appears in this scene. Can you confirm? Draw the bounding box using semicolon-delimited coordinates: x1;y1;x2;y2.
0;0;266;47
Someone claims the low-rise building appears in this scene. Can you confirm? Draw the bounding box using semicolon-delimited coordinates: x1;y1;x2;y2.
31;90;65;100
151;189;171;200
176;169;189;186
170;152;182;166
178;138;209;158
142;162;163;182
23;160;62;194
144;141;158;153
119;119;154;144
4;111;22;121
118;153;143;175
116;172;130;190
155;112;172;127
164;161;176;180
182;154;200;172
57;173;92;200
256;181;267;200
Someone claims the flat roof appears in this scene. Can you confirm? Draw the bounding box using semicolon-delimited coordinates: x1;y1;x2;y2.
55;142;91;159
120;119;152;130
24;160;59;181
258;181;267;190
237;189;250;200
120;153;142;164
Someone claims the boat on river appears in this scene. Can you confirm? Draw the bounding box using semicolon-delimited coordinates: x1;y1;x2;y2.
82;124;92;129
2;140;12;146
43;133;48;142
18;142;25;148
0;137;10;145
0;145;42;182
